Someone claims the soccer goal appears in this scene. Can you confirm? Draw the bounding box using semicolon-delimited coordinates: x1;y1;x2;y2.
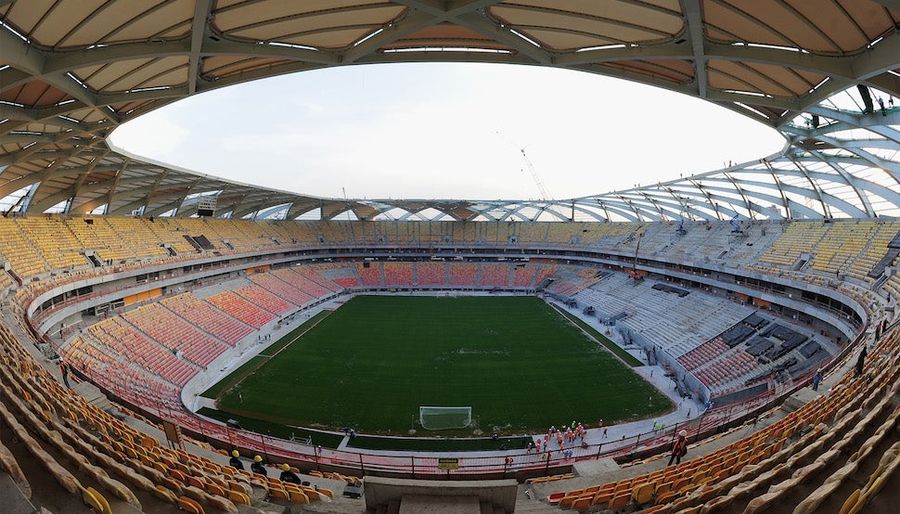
419;406;472;431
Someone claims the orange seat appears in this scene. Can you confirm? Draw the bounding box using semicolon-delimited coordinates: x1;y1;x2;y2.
290;490;310;505
559;495;578;509
592;492;613;507
160;476;183;493
186;475;205;489
177;496;205;514
608;492;630;510
572;497;591;511
205;482;226;497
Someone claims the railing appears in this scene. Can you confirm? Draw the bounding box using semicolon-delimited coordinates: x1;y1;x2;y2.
67;354;822;479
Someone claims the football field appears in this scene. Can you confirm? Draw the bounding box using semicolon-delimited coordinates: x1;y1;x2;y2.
209;295;672;436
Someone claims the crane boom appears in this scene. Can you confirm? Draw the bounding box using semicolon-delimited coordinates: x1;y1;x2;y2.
495;130;552;201
519;147;552;201
628;231;645;282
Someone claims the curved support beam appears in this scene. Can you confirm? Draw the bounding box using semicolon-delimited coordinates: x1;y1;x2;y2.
145;198;188;218
807;150;875;217
625;190;718;221
0;164;120;199
617;193;700;221
568;202;608;222
595;202;642;222
700;175;866;218
693;182;815;219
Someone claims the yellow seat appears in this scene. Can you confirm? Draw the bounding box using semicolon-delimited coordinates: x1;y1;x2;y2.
839;489;860;514
301;486;322;502
290;490;309;504
82;487;113;514
152;485;178;504
269;487;289;501
228;490;251;505
671;477;690;493
655;481;673;496
632;482;654;505
656;490;678;505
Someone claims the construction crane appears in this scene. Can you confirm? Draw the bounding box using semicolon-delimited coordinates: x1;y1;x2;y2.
627;231;645;282
495;131;552;201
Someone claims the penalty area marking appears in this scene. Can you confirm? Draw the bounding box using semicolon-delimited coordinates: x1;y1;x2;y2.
213;309;335;401
548;302;639;368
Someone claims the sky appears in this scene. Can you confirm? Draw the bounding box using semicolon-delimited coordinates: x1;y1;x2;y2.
110;63;786;201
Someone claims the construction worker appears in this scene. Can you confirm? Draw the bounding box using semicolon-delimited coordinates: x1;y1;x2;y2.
811;369;823;391
59;360;71;388
855;346;867;378
668;430;688;466
251;455;267;476
228;450;244;470
279;463;301;484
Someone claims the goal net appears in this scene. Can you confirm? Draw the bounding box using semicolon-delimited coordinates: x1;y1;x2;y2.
419;406;472;431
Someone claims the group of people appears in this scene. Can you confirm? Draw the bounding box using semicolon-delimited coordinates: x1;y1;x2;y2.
229;450;302;484
526;422;589;454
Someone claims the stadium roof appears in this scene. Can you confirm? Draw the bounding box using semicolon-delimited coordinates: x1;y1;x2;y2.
0;0;898;221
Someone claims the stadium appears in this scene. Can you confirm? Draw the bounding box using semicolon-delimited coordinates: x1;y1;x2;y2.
0;1;898;513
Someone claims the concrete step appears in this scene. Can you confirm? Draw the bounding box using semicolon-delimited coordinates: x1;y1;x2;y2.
300;496;367;513
387;499;400;514
513;498;560;513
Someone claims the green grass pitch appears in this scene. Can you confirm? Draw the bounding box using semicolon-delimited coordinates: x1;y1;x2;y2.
210;295;673;436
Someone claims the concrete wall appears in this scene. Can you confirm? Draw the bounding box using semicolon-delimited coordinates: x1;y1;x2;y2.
364;477;518;513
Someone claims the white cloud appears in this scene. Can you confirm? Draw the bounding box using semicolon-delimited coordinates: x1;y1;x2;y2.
108;109;189;157
110;63;786;200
